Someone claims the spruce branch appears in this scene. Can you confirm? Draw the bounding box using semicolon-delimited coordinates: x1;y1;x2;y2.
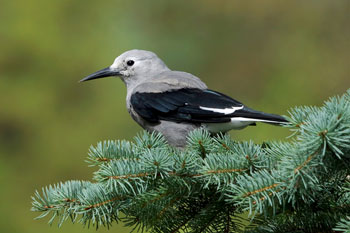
32;89;350;232
334;216;350;233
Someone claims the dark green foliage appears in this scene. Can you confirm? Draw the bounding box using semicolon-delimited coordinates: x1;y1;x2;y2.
32;90;350;232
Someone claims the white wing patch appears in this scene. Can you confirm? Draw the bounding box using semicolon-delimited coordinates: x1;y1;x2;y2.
199;105;244;115
231;117;283;123
203;117;284;133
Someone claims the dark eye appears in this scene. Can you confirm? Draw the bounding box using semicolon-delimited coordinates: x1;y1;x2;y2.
126;60;134;66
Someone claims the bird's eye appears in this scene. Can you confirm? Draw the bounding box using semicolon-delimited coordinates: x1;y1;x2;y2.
126;60;135;66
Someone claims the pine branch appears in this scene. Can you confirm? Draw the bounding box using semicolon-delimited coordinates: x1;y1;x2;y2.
32;89;350;232
334;216;350;233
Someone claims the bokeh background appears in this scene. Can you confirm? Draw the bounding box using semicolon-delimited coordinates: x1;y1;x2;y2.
1;0;349;232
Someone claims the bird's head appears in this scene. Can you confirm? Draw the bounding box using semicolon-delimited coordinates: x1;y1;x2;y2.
80;49;169;85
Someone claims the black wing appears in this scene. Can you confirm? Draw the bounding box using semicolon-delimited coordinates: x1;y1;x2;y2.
130;88;286;124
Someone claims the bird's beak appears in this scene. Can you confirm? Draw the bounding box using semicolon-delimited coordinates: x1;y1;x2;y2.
79;67;121;82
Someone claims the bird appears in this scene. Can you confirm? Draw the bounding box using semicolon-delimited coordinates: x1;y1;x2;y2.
80;49;288;148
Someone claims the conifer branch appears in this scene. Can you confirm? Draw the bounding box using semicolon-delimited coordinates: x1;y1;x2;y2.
243;183;280;198
32;89;350;232
293;150;319;174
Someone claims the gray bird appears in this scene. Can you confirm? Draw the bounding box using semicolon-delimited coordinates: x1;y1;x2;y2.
80;49;287;148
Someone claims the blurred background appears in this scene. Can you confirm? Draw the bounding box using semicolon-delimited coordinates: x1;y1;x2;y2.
0;0;349;232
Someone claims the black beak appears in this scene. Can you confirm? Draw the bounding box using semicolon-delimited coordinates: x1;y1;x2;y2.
79;67;121;82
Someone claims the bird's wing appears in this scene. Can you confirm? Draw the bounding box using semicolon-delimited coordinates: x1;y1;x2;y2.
130;88;287;124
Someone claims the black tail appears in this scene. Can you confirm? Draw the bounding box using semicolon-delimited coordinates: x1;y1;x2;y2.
234;107;289;125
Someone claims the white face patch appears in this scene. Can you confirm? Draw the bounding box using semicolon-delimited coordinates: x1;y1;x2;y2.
110;56;134;77
110;57;122;70
199;105;244;115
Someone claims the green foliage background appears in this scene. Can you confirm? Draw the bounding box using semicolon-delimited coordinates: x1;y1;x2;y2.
0;0;349;232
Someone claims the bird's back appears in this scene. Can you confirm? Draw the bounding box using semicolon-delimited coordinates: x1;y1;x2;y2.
130;70;207;94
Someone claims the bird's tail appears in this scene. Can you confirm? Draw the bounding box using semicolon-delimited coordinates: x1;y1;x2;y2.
234;107;289;125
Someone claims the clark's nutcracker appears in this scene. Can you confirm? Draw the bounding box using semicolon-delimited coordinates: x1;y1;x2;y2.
80;50;287;147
